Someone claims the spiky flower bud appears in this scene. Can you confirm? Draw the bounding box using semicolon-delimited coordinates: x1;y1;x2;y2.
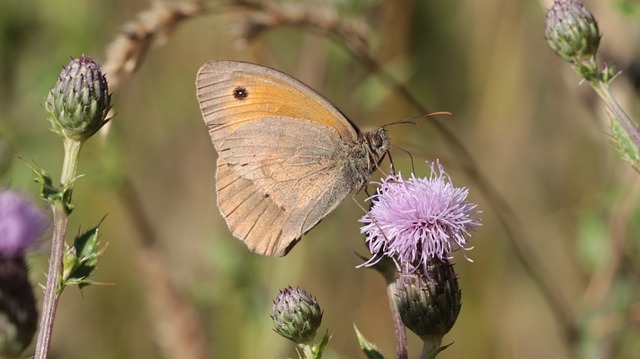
545;1;600;64
45;55;111;141
0;191;45;356
272;286;323;344
0;257;38;357
395;258;461;342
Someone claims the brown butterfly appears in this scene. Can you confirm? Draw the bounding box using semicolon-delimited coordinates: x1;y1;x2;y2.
196;60;389;256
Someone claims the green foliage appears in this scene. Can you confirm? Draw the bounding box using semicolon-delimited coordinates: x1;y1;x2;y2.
422;343;453;359
61;222;107;292
615;0;640;18
297;331;331;359
610;117;640;172
354;325;385;359
27;162;75;214
575;209;610;271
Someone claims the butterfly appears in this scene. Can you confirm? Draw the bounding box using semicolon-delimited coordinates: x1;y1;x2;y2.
196;60;389;256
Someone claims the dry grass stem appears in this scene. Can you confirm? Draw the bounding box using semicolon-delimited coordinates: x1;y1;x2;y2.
229;0;369;52
119;178;209;359
103;0;203;91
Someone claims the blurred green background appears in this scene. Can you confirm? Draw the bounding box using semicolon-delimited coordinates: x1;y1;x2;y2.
1;0;640;358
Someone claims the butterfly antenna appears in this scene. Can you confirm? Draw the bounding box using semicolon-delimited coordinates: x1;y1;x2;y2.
382;111;453;129
381;120;418;128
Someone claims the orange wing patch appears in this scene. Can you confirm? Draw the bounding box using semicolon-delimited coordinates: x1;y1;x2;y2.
196;61;358;145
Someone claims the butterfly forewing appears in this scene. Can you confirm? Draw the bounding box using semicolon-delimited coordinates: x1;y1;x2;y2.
197;61;364;256
196;61;359;146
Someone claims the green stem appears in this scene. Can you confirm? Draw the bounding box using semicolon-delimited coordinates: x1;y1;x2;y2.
34;138;83;359
419;339;441;359
297;342;319;359
60;139;82;193
590;80;640;150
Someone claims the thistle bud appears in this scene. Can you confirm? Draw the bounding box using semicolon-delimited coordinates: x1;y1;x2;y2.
272;286;323;344
545;1;600;64
0;257;38;357
0;191;46;356
395;258;461;342
45;55;111;141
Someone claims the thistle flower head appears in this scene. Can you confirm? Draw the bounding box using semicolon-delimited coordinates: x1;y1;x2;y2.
271;286;323;344
45;55;111;141
0;191;48;258
545;0;600;64
360;160;480;272
395;257;461;342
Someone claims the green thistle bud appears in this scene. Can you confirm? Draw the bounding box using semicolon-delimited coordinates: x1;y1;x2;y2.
45;55;111;141
0;257;38;357
545;1;600;64
395;258;461;343
272;286;323;344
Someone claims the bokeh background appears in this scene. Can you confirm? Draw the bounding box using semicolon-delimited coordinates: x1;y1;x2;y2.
1;0;640;358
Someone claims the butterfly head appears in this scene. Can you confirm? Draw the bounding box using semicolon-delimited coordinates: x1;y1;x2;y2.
361;127;390;174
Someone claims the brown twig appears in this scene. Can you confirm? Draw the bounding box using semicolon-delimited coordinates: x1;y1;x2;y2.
118;177;209;359
103;0;203;91
223;0;370;56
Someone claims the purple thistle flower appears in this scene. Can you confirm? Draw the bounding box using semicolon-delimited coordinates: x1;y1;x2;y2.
360;160;481;272
0;191;48;258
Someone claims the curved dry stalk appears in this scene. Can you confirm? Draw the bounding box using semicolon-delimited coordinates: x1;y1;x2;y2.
98;2;207;358
103;0;203;91
118;177;209;359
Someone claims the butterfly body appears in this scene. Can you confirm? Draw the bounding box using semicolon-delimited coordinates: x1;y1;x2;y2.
196;60;388;256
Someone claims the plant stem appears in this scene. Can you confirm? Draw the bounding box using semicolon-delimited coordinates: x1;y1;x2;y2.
34;138;82;359
297;342;318;359
60;139;82;192
419;339;441;359
590;80;640;150
387;281;408;359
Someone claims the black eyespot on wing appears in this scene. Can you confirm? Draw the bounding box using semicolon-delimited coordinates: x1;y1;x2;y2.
233;86;249;100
